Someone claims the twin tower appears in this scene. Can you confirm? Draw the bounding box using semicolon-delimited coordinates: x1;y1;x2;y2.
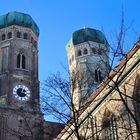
0;12;109;112
66;28;109;108
0;11;109;139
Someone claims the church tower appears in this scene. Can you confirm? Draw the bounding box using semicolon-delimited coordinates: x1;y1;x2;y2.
0;12;43;140
0;11;39;111
66;28;109;108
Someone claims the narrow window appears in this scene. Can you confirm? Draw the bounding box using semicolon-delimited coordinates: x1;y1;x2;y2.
22;55;26;69
98;70;102;82
95;70;98;82
83;48;88;55
102;114;118;140
98;49;102;55
95;69;102;82
23;33;28;39
17;54;21;68
8;32;12;39
17;32;21;38
92;48;96;54
17;54;26;69
78;50;82;56
31;37;33;43
34;41;37;48
2;34;5;41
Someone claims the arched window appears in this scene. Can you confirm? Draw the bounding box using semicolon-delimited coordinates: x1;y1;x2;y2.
17;54;26;69
95;69;102;82
8;32;12;39
83;48;88;55
2;34;5;41
23;33;28;39
78;50;82;56
102;112;118;140
17;32;21;38
17;54;21;68
92;48;96;54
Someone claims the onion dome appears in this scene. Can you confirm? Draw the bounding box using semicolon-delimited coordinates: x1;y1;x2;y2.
0;11;39;36
72;27;108;45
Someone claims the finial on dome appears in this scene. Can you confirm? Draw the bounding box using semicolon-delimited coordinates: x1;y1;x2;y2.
83;26;87;29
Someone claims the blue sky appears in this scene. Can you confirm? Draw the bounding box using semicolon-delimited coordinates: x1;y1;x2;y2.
0;0;140;121
0;0;140;83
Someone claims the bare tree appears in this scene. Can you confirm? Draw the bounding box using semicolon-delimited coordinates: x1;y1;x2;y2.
41;14;140;140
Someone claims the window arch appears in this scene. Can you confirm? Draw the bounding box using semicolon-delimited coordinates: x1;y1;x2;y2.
95;69;102;82
77;50;82;56
17;54;26;69
23;33;28;39
2;34;5;41
83;48;88;55
8;32;12;39
102;111;118;140
17;32;21;38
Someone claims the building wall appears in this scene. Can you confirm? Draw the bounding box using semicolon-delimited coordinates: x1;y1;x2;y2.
59;42;140;140
85;69;138;139
0;108;43;140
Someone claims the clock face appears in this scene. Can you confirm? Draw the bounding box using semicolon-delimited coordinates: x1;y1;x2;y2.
13;85;30;101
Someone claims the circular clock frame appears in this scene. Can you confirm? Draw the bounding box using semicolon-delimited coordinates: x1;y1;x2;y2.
13;85;30;101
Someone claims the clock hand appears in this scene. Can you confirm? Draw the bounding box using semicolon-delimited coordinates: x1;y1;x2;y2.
21;88;26;95
21;88;24;93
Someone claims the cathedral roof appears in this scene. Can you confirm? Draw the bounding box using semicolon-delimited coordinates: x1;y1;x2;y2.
0;11;39;36
72;27;108;45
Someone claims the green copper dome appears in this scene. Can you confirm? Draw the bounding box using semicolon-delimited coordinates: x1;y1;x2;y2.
0;11;39;36
72;28;108;45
